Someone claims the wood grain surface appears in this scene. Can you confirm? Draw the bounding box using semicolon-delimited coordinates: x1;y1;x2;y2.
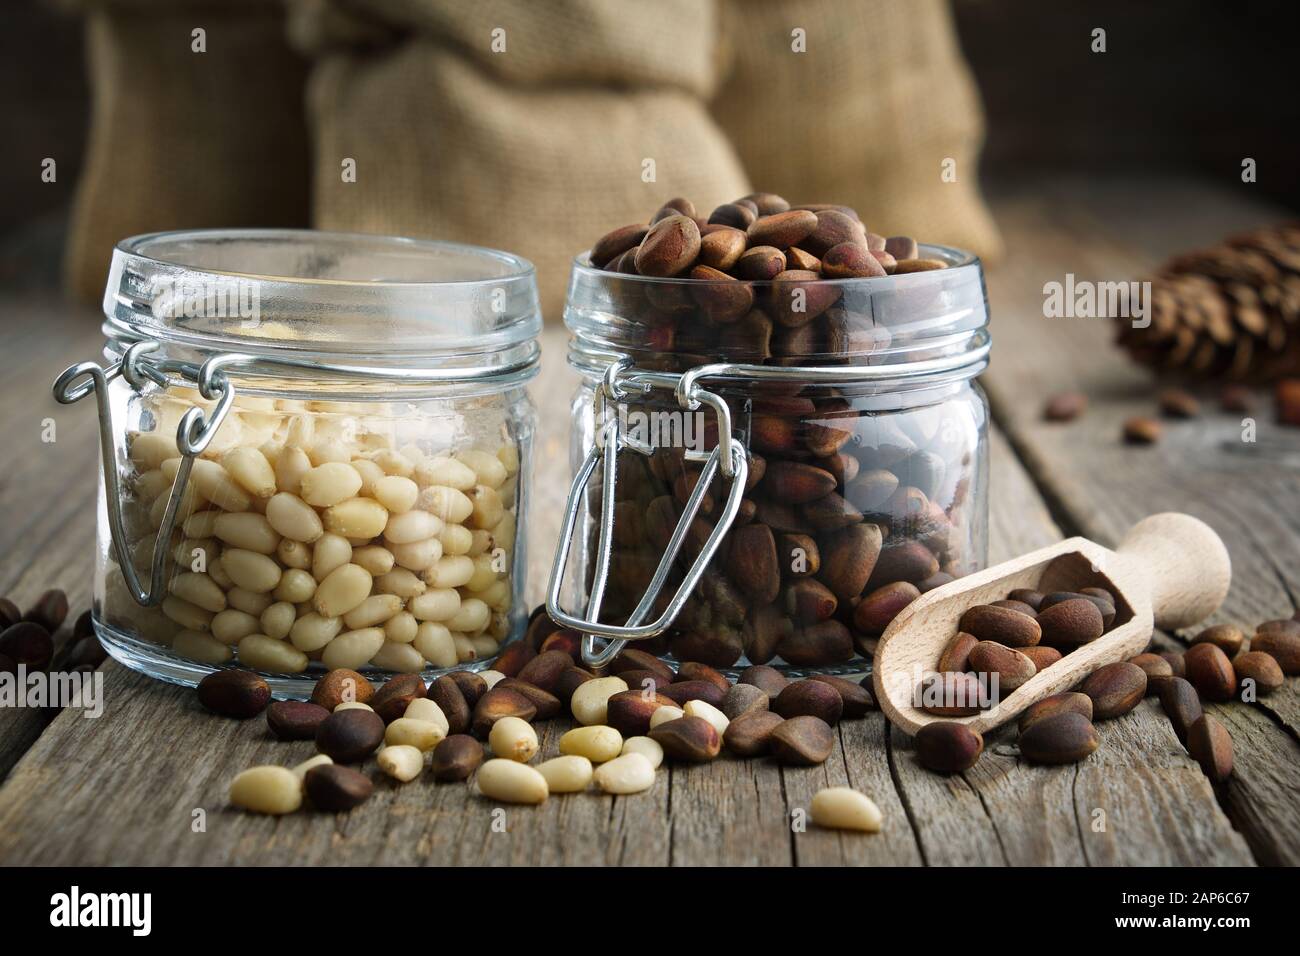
0;177;1293;865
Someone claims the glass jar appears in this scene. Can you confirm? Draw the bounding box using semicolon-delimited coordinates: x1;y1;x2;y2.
54;229;540;695
549;244;989;675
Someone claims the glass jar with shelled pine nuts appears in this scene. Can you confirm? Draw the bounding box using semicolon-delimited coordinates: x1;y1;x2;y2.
55;230;540;696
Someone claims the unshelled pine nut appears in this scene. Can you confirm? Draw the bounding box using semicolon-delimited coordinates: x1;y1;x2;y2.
684;699;730;737
489;715;539;762
571;677;630;726
385;717;446;752
377;744;424;782
621;736;664;769
314;564;373;618
593;752;656;795
404;697;449;734
230;766;302;814
535;755;593;793
321;627;385;670
414;622;457;668
291;754;333;780
479;670;506;689
300;462;362;507
173;629;233;663
810;787;882;832
265;493;324;542
559;725;623;762
238;634;309;672
649;705;685;729
477;758;548;804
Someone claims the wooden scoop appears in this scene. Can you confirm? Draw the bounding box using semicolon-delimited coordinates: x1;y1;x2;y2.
872;513;1231;736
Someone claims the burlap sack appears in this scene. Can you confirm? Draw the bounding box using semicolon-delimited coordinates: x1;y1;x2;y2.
711;0;1003;261
294;0;750;320
63;0;310;303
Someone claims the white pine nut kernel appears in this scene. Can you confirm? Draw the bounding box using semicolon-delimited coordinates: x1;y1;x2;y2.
161;595;213;632
621;736;664;769
273;567;317;604
415;456;476;490
238;634;309;673
438;524;473;555
479;580;511;612
221;549;282;593
311;533;352;581
222;446;276;498
214;512;281;554
384;610;418;644
420;486;473;524
385;717;446;752
172;629;233;663
260;601;297;640
649;705;685;729
413;622;456;668
488;715;539;762
227;588;272;616
274;446;312;494
370;640;425;673
373;449;414;478
351;545;395;576
810;787;882;833
467;485;504;530
496;443;520;477
377;745;424;783
129;431;179;469
683;699;730;737
289;612;344;652
342;594;403;630
373;475;419;514
593;752;656;795
425;555;475;589
182;510;221;539
179;458;252;512
492;512;517;551
570;677;629;726
321;627;385;670
334;701;373;713
374;568;426;599
559;725;623;763
313;563;373;618
453;635;477;662
230;766;302;815
447;598;490;634
308;439;351;466
350;458;386;496
403;697;448;733
408;588;460;622
284;414;315;449
211;609;260;644
265;492;324;543
535;755;593;793
455;449;507;489
470;635;498;658
169;572;227;613
479;669;506;689
384;509;443;544
389;537;443;572
463;554;500;593
476;759;548;805
276;538;312;571
323;498;389;539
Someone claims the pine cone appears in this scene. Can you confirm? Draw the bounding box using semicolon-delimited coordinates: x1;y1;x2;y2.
1116;222;1300;381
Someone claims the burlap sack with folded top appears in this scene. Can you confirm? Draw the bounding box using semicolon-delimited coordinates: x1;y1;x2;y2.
711;0;1003;261
295;0;751;319
62;0;310;303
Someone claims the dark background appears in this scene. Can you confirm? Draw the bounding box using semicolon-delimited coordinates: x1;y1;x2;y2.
3;0;1298;282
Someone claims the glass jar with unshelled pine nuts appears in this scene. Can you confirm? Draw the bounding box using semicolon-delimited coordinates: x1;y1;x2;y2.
55;230;540;695
549;195;990;675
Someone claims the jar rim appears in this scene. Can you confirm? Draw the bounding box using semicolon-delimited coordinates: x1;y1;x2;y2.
103;229;542;374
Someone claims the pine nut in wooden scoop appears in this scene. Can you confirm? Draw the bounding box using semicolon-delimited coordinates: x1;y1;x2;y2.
873;513;1230;736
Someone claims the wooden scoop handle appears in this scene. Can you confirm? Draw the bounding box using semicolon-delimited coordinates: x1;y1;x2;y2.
1115;512;1231;630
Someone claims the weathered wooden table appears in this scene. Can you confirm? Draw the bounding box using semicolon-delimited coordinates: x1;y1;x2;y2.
0;177;1296;866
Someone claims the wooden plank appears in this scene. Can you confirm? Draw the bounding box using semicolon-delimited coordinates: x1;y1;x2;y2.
979;177;1299;863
